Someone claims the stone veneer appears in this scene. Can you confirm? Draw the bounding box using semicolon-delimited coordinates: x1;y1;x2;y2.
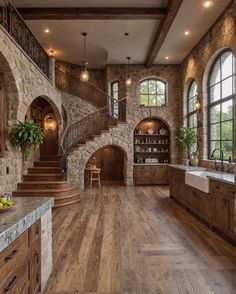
0;26;62;193
67;64;182;188
181;3;236;168
41;209;53;292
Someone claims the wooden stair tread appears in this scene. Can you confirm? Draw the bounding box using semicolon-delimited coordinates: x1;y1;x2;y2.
20;181;68;184
14;187;78;193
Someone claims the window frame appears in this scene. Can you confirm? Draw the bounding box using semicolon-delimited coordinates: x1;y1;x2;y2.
139;78;167;107
187;80;198;132
207;49;235;161
110;80;119;102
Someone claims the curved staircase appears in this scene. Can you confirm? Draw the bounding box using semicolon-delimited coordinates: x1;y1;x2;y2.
13;155;82;208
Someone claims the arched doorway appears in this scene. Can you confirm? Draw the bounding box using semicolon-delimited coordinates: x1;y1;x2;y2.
86;145;125;186
27;97;59;156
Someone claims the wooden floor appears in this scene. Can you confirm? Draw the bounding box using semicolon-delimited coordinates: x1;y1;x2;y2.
44;186;236;294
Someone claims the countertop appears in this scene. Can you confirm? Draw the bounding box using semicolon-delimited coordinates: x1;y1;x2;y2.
169;164;206;171
207;172;235;185
0;197;54;252
133;163;169;166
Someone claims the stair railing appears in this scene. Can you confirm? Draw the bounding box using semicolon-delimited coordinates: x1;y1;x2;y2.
61;96;126;153
59;96;126;179
55;69;111;108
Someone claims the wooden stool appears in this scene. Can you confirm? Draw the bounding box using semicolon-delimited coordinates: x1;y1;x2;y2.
87;168;101;188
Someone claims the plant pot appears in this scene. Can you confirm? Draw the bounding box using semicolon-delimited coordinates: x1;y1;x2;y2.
191;158;199;167
183;159;190;166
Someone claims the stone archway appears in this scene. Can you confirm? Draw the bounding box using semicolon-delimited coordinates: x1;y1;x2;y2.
85;145;126;186
27;96;61;156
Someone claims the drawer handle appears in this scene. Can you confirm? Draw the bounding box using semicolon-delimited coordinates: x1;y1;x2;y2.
5;250;18;261
34;252;39;264
4;276;17;292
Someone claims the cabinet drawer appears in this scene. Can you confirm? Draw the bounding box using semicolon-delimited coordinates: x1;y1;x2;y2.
0;230;29;282
0;260;30;294
29;219;41;245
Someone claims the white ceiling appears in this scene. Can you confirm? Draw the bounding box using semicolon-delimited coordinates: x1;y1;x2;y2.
12;0;231;67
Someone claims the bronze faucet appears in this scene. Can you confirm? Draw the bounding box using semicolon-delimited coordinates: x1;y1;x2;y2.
210;148;224;172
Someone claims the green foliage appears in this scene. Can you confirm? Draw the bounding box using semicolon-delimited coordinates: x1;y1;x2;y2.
191;149;199;159
10;120;44;162
176;127;197;156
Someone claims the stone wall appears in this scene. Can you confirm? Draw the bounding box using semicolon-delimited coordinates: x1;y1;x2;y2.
181;3;236;169
67;64;182;188
61;91;97;125
0;26;62;193
56;60;106;91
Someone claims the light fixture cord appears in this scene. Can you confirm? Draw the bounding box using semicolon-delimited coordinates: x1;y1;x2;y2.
83;35;86;66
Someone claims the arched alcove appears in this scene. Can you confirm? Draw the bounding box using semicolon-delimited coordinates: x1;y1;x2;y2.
27;97;60;156
134;117;171;164
85;145;126;186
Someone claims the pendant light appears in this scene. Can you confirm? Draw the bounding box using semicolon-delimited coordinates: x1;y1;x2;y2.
80;32;90;82
125;57;132;86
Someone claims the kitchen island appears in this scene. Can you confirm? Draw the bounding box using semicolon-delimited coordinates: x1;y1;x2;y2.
0;197;53;293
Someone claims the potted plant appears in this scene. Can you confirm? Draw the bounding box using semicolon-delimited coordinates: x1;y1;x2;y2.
10;120;44;163
176;127;197;166
191;149;199;167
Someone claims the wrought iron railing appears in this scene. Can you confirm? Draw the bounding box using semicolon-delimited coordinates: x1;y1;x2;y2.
55;69;112;108
60;97;126;157
0;1;50;77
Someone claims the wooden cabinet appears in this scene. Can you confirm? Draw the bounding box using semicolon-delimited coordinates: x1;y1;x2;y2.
211;179;236;241
0;219;41;294
169;167;186;204
186;185;212;223
134;165;168;185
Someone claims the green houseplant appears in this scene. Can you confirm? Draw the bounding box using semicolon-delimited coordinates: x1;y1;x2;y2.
176;127;197;166
10;120;44;162
191;149;200;167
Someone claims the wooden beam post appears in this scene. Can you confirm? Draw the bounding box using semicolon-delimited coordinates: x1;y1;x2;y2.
17;7;167;20
145;0;183;67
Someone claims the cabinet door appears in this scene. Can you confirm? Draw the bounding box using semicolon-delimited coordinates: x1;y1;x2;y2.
198;193;212;222
228;200;236;238
154;166;168;184
213;196;228;231
186;187;199;212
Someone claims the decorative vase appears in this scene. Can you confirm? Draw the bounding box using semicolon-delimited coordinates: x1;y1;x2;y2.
183;158;190;166
191;158;199;167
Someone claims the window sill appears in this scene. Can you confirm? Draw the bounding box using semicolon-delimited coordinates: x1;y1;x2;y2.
139;105;167;108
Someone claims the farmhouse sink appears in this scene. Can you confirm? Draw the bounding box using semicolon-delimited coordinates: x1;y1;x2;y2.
185;171;219;193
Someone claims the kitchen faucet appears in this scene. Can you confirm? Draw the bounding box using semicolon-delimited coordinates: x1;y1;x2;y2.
210;148;224;172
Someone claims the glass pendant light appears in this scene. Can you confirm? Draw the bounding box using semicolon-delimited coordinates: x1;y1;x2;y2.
125;57;132;86
80;32;90;82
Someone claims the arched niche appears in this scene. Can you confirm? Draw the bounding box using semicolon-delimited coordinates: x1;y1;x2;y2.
85;145;127;186
134;117;171;164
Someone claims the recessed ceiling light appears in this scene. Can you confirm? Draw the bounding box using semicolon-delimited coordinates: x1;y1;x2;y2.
44;29;50;33
203;1;213;8
184;31;190;36
165;56;169;60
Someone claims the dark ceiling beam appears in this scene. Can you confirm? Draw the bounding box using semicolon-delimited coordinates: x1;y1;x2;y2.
145;0;183;67
17;7;167;20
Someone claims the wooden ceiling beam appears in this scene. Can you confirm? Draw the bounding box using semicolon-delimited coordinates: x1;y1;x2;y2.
145;0;183;67
17;7;167;20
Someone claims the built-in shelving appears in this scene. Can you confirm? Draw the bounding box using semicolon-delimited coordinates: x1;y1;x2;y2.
133;117;170;164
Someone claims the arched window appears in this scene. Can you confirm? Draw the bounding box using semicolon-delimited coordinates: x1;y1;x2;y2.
208;50;235;160
140;79;166;107
110;81;119;100
187;80;198;152
187;80;198;132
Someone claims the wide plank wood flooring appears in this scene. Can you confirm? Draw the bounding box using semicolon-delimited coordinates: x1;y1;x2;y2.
44;186;236;294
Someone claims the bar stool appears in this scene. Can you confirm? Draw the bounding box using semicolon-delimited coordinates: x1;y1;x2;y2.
87;168;101;188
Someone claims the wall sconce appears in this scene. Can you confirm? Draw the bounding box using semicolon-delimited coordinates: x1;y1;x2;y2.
44;113;57;132
195;99;201;110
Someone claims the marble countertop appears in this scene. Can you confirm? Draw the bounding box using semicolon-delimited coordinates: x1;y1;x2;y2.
133;163;169;166
207;172;235;185
169;164;206;171
0;197;54;252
